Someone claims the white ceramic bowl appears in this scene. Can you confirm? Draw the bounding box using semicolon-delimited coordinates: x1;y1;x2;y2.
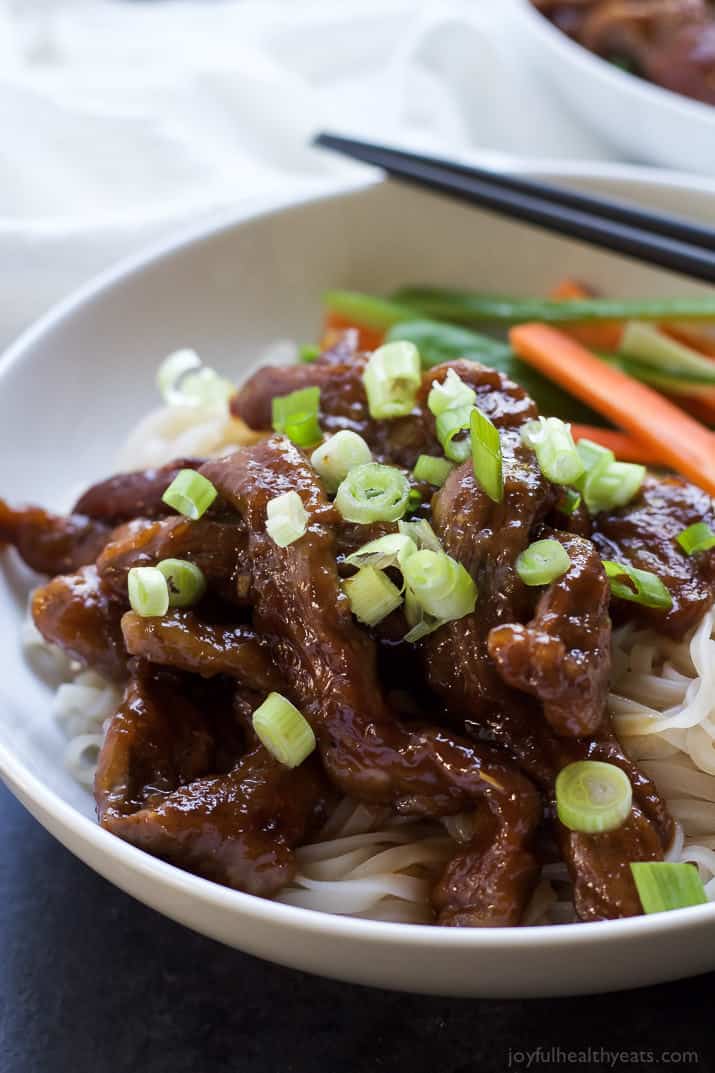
516;0;715;175
3;166;715;998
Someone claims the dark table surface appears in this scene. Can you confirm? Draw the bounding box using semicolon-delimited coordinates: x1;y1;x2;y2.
1;784;713;1073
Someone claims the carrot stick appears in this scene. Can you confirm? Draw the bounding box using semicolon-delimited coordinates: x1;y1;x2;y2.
570;425;666;465
549;279;623;351
510;323;715;494
322;311;385;352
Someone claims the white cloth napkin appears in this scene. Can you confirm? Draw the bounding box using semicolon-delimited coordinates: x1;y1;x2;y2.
0;0;618;348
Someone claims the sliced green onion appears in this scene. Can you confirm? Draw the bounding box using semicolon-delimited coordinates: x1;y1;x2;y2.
162;470;218;520
343;566;403;627
265;490;309;547
412;454;454;487
516;539;571;587
574;440;645;514
677;522;715;555
362;341;421;419
272;386;321;447
310;430;372;493
156;558;207;608
404;489;422;515
602;560;673;610
470;408;503;503
427;369;476;417
521;417;585;486
299;344;320;363
127;566;170;618
157;349;234;408
436;404;473;463
556;761;633;834
252;692;316;768
557;488;582;516
398;518;442;552
345;533;416;573
334;463;410;524
630;862;708;915
402;549;477;623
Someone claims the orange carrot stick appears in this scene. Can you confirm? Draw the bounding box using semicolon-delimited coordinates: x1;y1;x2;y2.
570;425;666;466
549;279;624;351
510;323;715;495
322;311;385;353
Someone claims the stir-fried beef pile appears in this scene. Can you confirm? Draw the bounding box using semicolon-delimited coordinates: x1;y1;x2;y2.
3;334;715;926
533;1;715;106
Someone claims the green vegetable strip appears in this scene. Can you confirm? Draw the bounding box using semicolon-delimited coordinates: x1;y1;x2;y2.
630;862;708;915
323;290;417;330
391;286;715;325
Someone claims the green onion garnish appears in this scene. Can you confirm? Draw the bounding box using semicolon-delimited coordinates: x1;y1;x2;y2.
310;430;372;493
127;566;170;618
521;417;585;486
345;533;416;572
272;386;322;447
156;558;207;608
404;489;423;515
402;549;477;624
252;692;316;768
343;565;403;627
556;761;633;834
630;862;708;915
557;488;582;516
412;454;454;488
334;463;410;524
362;341;421;420
156;349;234;408
162;470;218;520
299;344;320;363
677;522;715;556
602;560;673;610
398;518;442;552
516;539;571;587
470;408;503;503
435;404;473;463
265;490;309;548
427;368;476;417
574;440;645;514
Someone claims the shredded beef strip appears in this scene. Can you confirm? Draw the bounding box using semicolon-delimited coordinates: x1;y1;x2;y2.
488;531;611;738
0;497;110;575
73;458;202;524
97;515;251;604
32;566;127;679
231;345;537;469
592;476;715;639
201;436;543;927
96;669;329;896
426;446;672;920
121;609;281;692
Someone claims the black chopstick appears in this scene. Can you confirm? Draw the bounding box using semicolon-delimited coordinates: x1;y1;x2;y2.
314;133;715;285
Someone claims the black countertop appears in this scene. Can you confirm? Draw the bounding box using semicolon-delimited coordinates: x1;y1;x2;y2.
1;783;713;1073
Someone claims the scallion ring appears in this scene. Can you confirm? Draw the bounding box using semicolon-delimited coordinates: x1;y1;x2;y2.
602;560;673;610
521;417;585;486
343;566;403;627
402;549;477;623
398;518;442;553
334;463;410;524
516;539;571;587
412;454;454;487
127;566;170;618
677;522;715;556
265;490;309;548
436;404;474;463
310;430;372;493
252;692;316;768
556;761;633;834
427;368;476;417
156;558;207;608
162;470;218;520
272;386;322;447
345;533;416;573
362;341;421;420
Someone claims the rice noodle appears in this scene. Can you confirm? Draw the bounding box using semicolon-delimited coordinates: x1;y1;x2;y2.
20;368;715;926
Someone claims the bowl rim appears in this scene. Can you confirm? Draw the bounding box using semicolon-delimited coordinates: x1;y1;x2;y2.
516;0;715;128
3;163;715;952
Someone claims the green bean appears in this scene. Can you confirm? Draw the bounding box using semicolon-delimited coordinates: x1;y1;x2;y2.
392;287;715;325
323;291;416;330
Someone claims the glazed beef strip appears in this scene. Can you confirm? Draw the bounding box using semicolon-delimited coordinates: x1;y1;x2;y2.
592;476;715;639
426;445;672;920
73;458;202;524
201;436;543;927
32;565;127;679
231;347;537;470
121;608;281;692
0;497;110;575
96;669;329;896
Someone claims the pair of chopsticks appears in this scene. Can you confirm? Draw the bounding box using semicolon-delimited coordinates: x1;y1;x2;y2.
314;133;715;284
